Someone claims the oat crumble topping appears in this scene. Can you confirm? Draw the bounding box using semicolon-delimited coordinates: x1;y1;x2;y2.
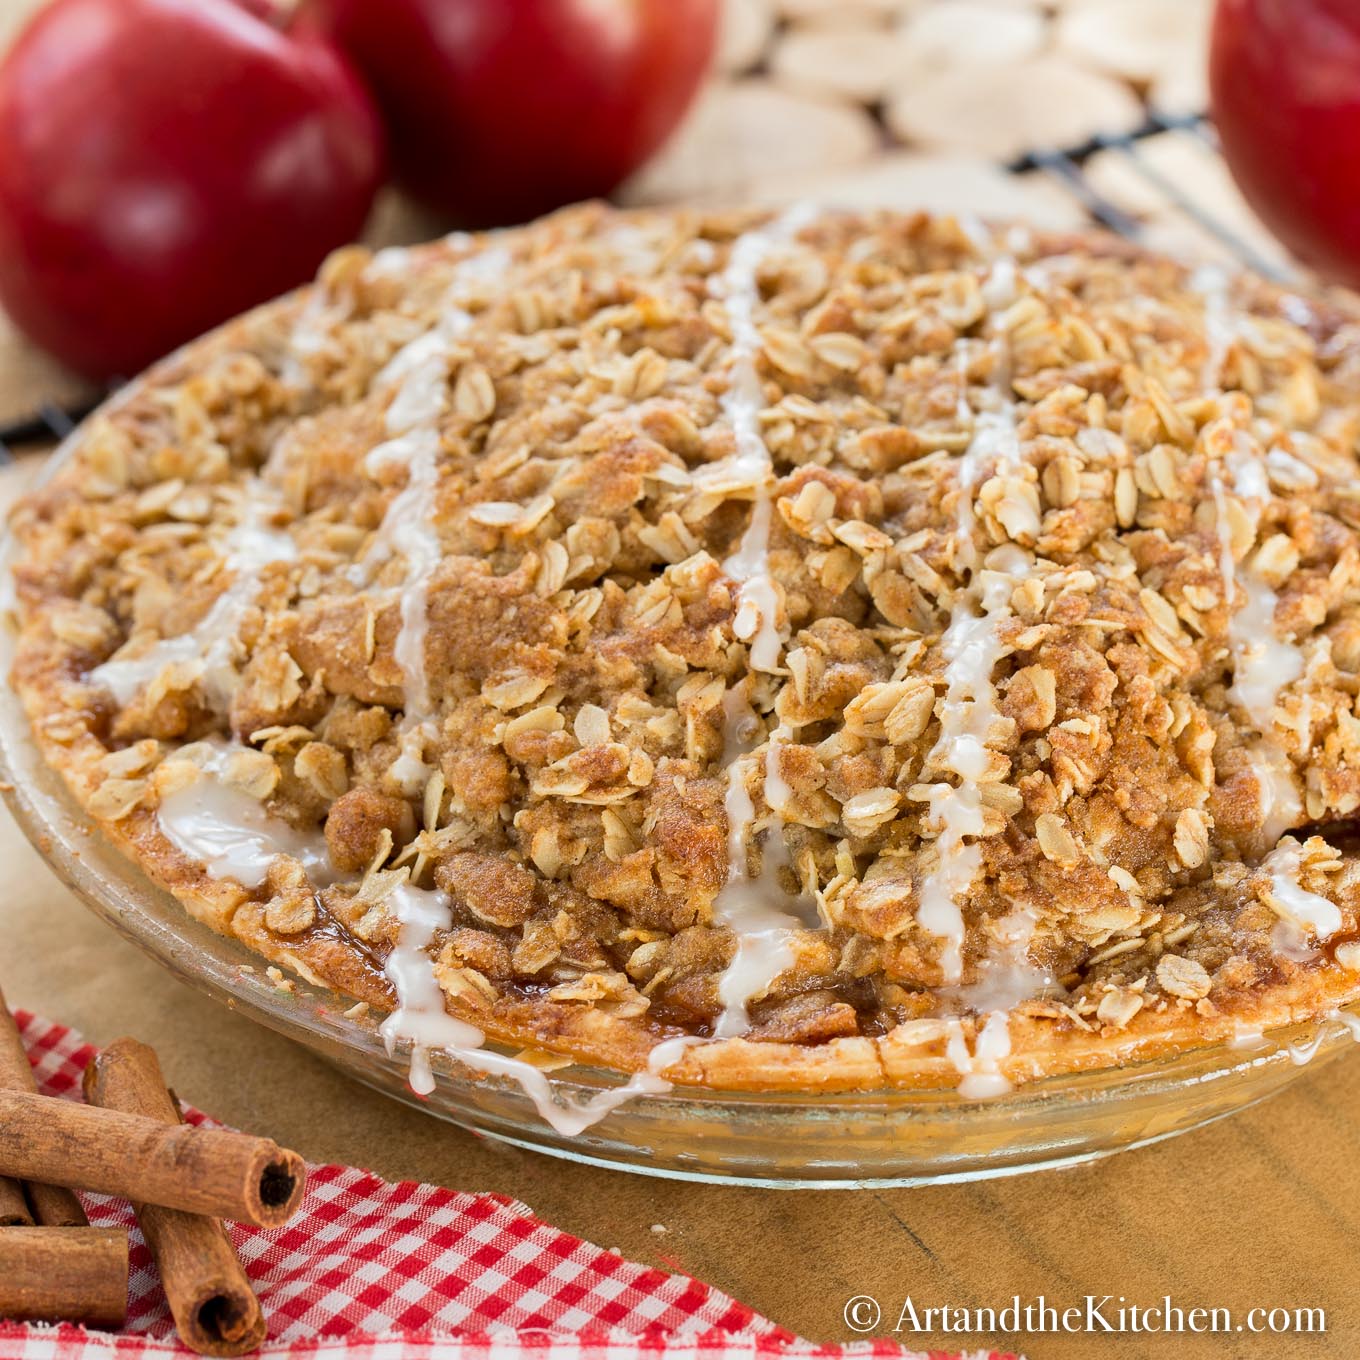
11;203;1360;1094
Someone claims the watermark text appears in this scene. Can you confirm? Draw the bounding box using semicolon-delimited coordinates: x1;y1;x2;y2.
843;1294;1325;1338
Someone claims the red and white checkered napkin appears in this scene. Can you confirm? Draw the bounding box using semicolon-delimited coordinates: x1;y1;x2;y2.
0;1012;1009;1360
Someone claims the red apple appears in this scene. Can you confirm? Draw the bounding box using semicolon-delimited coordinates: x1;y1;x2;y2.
1212;0;1360;286
301;0;718;227
0;0;385;379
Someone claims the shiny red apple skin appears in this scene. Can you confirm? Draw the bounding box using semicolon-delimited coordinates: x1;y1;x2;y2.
0;0;385;379
302;0;718;227
1211;0;1360;286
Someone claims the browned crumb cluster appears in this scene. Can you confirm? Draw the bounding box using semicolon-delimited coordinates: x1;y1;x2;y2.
10;203;1360;1092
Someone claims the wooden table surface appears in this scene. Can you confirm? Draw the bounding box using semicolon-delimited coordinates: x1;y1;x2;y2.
1;1;1356;1356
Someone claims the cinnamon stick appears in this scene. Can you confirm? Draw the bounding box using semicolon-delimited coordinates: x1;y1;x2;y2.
0;1089;305;1227
0;1226;128;1327
84;1040;267;1357
0;1173;32;1226
25;1178;90;1227
0;986;87;1226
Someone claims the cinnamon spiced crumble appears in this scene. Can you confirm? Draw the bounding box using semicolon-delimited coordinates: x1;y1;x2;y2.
10;203;1360;1098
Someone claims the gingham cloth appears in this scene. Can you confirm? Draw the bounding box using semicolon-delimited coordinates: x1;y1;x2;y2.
0;1012;1013;1360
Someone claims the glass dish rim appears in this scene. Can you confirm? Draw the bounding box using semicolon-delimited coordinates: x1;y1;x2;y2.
4;344;1360;1185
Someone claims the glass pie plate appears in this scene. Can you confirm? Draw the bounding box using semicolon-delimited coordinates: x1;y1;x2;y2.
5;434;1360;1189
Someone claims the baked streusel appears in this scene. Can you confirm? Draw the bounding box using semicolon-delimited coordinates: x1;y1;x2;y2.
11;203;1360;1112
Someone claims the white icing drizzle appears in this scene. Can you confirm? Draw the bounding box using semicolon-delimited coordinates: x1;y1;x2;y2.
1208;412;1317;952
1271;1010;1360;1066
379;880;694;1133
960;902;1051;1017
1232;1009;1360;1064
1287;1030;1328;1066
922;255;1044;1097
1197;268;1306;776
763;721;795;815
712;693;800;1040
92;485;296;710
701;205;819;1037
939;886;1048;1101
1231;1010;1360;1067
1211;458;1302;850
1229;574;1303;722
158;744;331;889
379;883;482;1095
980;256;1018;312
359;246;512;796
1261;841;1342;958
1233;1009;1360;1067
367;426;444;796
705;203;817;672
1192;264;1238;390
1194;262;1321;956
1216;447;1303;729
1249;743;1304;849
920;549;1029;987
921;268;1030;990
280;286;350;389
1196;264;1320;387
1271;924;1319;964
945;1012;1012;1100
1229;1025;1266;1051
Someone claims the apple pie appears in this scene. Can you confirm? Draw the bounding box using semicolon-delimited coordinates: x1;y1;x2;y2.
10;203;1360;1111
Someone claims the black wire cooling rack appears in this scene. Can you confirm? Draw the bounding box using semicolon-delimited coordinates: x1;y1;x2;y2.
0;108;1292;462
1009;109;1294;285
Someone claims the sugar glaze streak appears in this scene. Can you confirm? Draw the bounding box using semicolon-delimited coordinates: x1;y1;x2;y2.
379;882;695;1133
1195;268;1330;957
91;483;296;710
702;204;819;1040
158;742;331;889
926;256;1041;1096
360;244;512;798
